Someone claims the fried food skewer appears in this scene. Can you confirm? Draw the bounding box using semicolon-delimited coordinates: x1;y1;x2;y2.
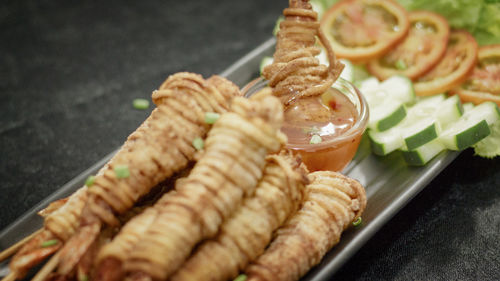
52;73;240;276
244;171;367;281
2;72;239;281
262;0;344;107
121;93;286;281
169;151;308;281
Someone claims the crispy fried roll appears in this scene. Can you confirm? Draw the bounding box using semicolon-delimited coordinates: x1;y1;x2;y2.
170;152;308;281
123;94;286;281
52;73;240;276
262;0;343;107
245;171;366;281
87;73;240;226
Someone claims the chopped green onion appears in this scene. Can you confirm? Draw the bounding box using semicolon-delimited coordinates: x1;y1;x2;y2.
204;112;220;124
310;134;322;144
133;98;150;110
41;239;58;248
192;137;204;150
352;217;363;227
78;274;89;281
233;274;247;281
85;175;95;187
395;59;407;70
114;165;130;179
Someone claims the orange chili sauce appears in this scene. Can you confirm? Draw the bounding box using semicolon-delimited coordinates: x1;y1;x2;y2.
282;88;362;172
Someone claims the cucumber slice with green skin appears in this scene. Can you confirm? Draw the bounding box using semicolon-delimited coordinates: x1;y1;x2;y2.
402;118;439;150
368;94;465;155
440;102;500;150
369;116;439;155
435;95;463;128
368;100;407;131
361;75;416;132
259;56;273;75
378;75;416;104
401;139;446;166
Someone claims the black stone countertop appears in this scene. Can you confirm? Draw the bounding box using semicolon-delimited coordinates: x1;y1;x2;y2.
1;0;499;280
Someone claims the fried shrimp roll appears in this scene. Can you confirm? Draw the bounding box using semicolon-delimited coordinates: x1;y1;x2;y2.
123;94;286;281
170;152;308;281
262;0;344;107
245;171;366;281
50;73;240;276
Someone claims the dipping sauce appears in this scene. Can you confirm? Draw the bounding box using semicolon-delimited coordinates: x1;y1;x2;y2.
243;77;369;172
282;87;364;171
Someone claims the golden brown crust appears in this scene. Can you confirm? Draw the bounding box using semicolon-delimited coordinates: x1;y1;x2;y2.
170;152;308;281
245;171;366;281
263;0;343;107
122;94;285;281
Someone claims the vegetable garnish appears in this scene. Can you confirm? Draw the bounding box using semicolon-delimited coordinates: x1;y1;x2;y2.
310;134;322;144
78;274;89;281
133;98;150;110
85;175;95;187
450;44;500;107
414;30;478;96
395;59;407;71
114;165;130;179
320;0;410;63
41;239;58;248
233;274;247;281
192;137;204;150
367;11;450;80
204;112;220;124
352;217;363;227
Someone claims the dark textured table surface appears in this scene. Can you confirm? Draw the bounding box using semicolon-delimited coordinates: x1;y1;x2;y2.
1;1;499;280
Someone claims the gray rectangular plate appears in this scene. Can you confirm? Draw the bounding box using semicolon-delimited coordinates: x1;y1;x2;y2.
0;37;460;280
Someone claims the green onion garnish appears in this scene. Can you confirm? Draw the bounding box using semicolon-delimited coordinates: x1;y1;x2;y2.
204;112;220;124
395;59;407;70
41;239;58;248
133;98;150;110
233;274;247;281
310;134;322;144
192;137;204;150
78;274;89;281
114;165;130;179
352;217;363;227
85;175;95;187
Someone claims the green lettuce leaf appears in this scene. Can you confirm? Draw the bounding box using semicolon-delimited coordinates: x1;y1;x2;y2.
397;0;500;46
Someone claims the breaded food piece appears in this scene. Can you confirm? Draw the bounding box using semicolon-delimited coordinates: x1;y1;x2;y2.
123;93;286;281
245;171;366;281
262;0;343;107
170;151;308;281
53;72;240;276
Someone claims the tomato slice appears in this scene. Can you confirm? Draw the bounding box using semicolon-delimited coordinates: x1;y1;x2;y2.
320;0;410;63
450;44;500;106
414;30;478;97
366;11;449;80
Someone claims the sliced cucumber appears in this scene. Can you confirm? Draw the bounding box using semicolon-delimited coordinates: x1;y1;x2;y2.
310;0;326;18
368;94;465;155
378;75;415;104
401;139;446;166
440;102;500;150
360;76;416;132
368;100;407;132
259;56;274;75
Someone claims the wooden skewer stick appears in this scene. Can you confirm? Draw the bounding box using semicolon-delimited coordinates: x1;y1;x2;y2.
0;228;44;263
31;251;61;281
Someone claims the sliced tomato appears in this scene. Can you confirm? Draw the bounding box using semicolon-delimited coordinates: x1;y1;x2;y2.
320;0;410;63
414;30;478;96
366;11;449;80
450;44;500;106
